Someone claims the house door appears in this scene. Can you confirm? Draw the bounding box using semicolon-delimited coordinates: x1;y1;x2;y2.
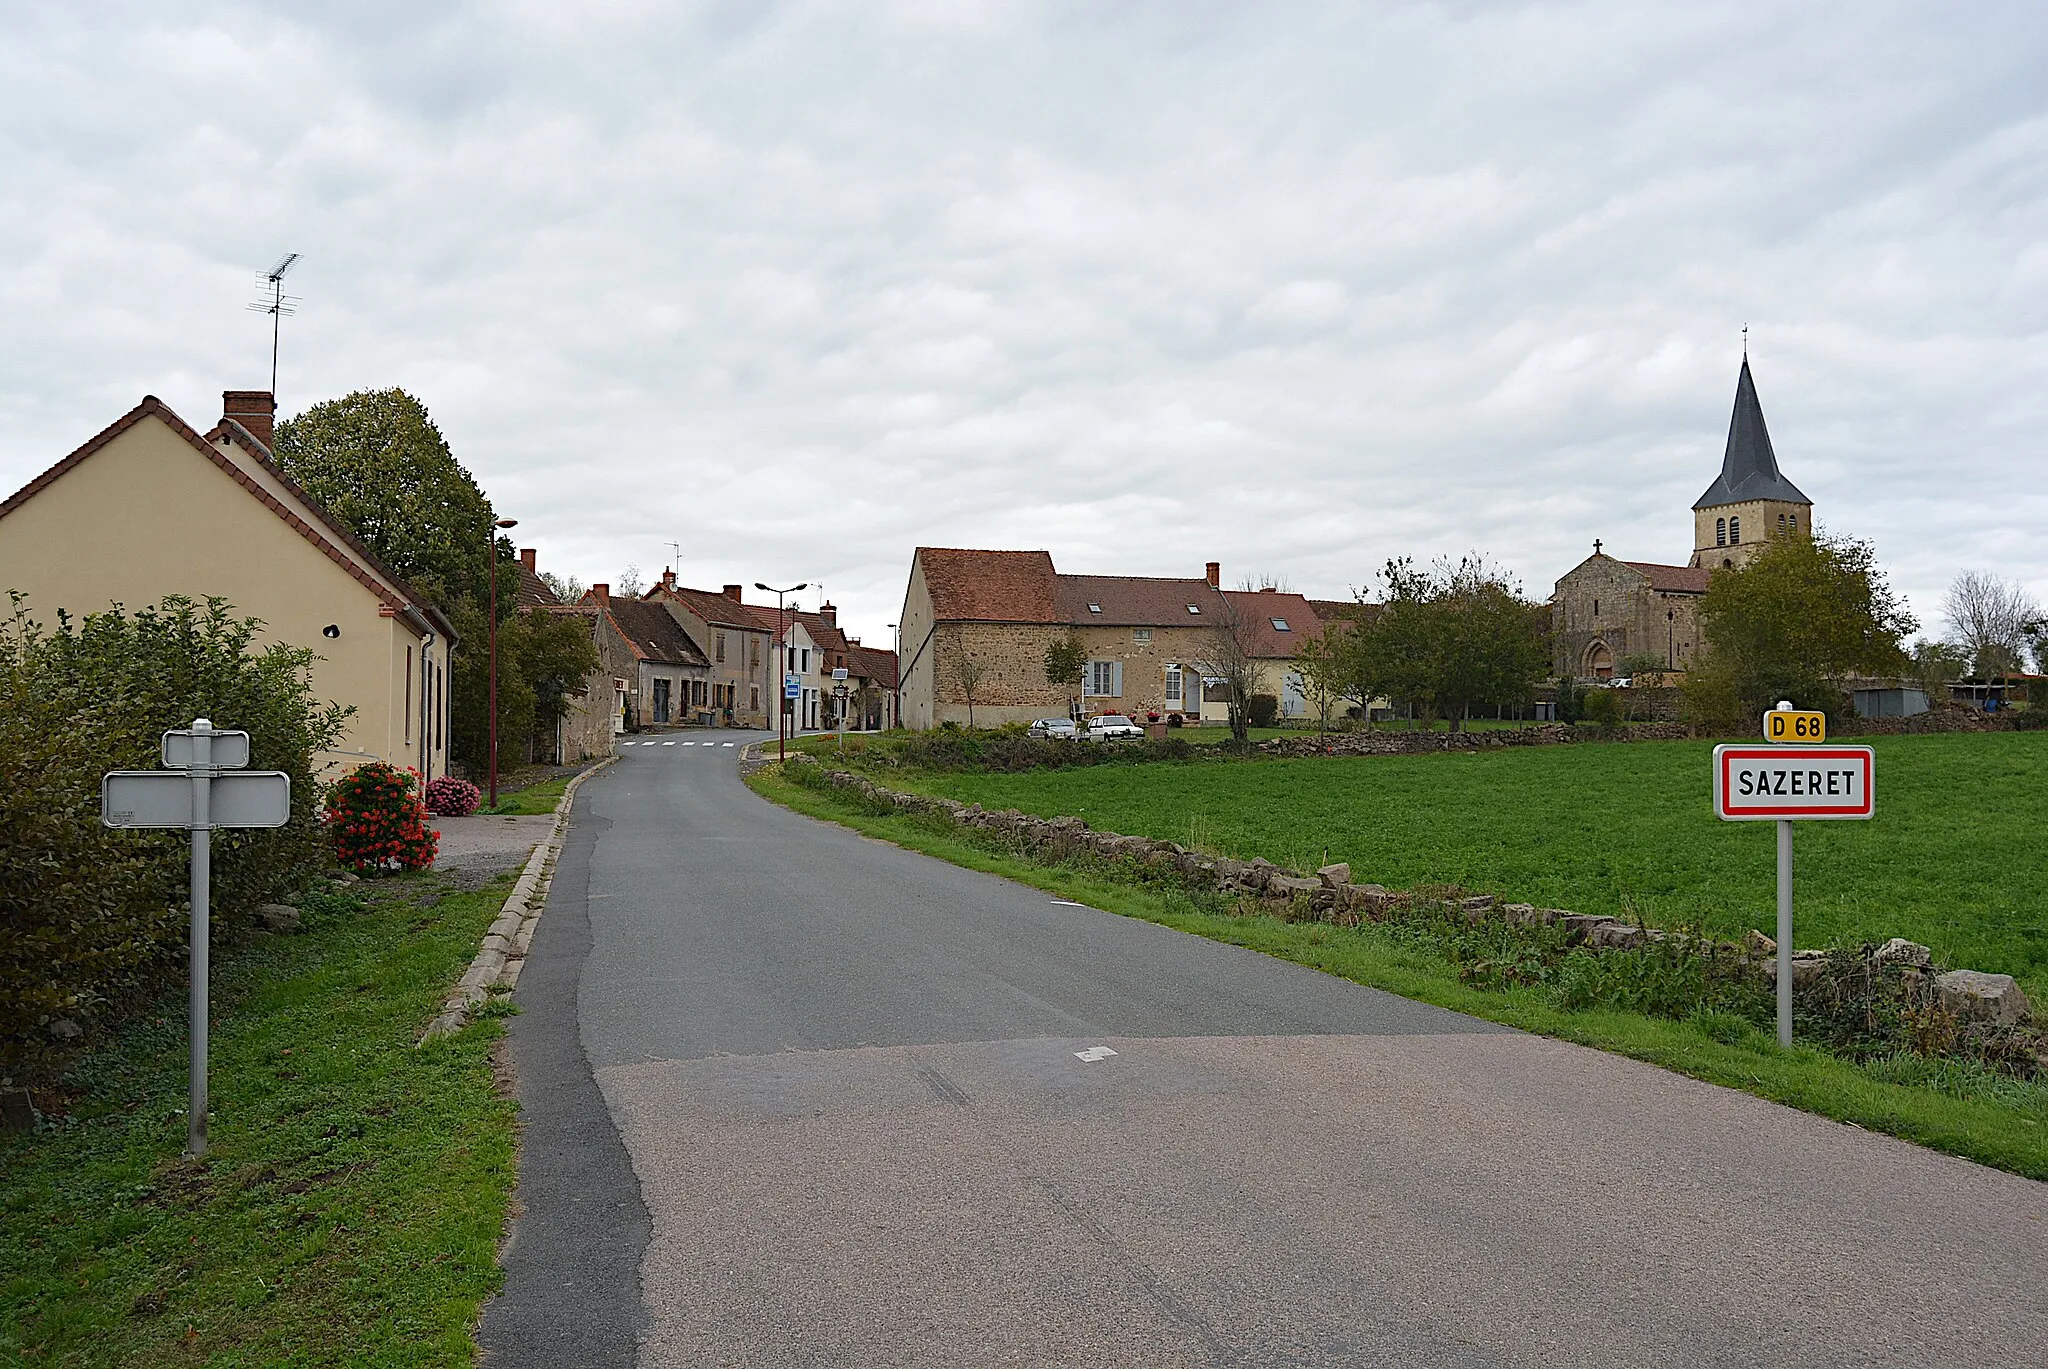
653;677;671;722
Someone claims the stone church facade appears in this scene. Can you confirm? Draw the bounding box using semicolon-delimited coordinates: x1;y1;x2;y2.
1552;358;1814;681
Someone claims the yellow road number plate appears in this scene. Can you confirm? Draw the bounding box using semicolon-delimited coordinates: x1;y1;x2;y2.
1765;709;1827;743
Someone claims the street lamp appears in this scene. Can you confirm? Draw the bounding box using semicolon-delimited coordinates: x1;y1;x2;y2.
756;581;807;763
489;517;519;809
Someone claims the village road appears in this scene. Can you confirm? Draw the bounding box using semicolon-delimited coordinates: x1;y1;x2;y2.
480;731;2047;1368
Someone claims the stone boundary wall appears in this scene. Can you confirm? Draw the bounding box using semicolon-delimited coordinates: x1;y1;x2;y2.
802;764;2035;1032
420;755;618;1042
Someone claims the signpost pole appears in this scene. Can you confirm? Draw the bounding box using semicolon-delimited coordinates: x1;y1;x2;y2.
1776;818;1793;1049
186;719;213;1158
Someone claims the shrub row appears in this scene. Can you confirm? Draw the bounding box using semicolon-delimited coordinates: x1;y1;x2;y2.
0;596;348;1080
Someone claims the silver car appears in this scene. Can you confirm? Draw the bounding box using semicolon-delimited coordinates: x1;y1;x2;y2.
1027;717;1078;739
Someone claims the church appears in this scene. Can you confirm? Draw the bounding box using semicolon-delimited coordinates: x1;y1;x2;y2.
1551;357;1813;681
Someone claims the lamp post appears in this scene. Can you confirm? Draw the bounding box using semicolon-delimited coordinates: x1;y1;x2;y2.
756;581;806;763
489;517;519;809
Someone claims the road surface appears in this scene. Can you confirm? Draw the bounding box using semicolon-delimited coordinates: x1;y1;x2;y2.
481;730;2047;1367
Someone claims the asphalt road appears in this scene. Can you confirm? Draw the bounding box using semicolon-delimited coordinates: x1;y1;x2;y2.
482;730;2048;1368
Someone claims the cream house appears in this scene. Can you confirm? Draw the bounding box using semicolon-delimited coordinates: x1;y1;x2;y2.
0;391;457;780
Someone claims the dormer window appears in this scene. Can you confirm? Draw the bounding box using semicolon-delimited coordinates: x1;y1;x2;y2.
1186;605;1201;615
1270;618;1290;631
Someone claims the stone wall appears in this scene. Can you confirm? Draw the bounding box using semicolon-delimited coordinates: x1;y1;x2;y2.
1551;557;1701;681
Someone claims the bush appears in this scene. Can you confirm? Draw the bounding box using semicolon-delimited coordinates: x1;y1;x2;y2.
423;774;482;816
0;595;347;1079
1246;693;1280;728
1581;687;1619;733
325;763;439;873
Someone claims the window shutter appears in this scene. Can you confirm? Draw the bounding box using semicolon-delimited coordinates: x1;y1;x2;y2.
1112;661;1123;697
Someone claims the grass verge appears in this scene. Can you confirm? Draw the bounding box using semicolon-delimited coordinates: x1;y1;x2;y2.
1;872;519;1367
478;776;571;817
748;764;2048;1180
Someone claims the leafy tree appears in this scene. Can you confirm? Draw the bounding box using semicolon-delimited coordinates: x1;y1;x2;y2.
446;602;599;768
1189;590;1264;747
955;652;987;729
1043;635;1087;721
1292;627;1349;738
273;389;498;609
1686;533;1916;730
1345;556;1547;731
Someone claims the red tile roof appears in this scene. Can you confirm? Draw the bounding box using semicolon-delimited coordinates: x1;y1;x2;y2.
1622;562;1712;594
1221;590;1326;658
1056;574;1227;626
847;644;898;688
655;584;774;632
605;600;710;667
918;548;1060;623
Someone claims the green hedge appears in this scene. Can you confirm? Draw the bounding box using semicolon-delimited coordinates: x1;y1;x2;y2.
0;595;347;1079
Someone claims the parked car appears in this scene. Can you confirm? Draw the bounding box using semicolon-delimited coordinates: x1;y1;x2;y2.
1085;714;1144;741
1027;717;1078;739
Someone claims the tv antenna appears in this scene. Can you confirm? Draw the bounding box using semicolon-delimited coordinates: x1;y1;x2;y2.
668;541;683;574
246;254;301;396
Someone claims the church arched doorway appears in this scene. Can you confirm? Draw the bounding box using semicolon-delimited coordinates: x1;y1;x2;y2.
1585;642;1613;679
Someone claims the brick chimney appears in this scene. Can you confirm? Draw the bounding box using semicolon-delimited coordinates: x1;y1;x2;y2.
818;602;837;626
661;568;677;592
723;584;743;600
222;391;276;448
520;548;537;573
591;583;609;607
1204;561;1220;588
1259;586;1277;594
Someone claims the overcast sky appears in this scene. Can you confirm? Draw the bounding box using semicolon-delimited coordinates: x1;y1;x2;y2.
3;1;2043;650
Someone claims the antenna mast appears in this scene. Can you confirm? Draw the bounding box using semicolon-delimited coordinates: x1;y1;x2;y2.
247;254;301;396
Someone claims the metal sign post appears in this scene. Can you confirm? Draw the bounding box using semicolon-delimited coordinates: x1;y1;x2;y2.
102;719;290;1156
1712;703;1875;1047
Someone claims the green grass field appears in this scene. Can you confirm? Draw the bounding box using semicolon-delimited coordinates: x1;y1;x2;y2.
1;874;518;1367
888;732;2048;998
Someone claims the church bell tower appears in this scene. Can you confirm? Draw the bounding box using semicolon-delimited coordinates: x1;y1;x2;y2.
1690;358;1813;570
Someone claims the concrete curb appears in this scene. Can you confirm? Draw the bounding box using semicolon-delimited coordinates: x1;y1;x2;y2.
419;756;618;1043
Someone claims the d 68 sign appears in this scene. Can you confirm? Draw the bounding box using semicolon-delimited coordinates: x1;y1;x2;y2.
1712;745;1874;821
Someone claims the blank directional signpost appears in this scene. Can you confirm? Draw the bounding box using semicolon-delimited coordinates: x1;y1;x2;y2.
1713;702;1874;1047
102;718;290;1156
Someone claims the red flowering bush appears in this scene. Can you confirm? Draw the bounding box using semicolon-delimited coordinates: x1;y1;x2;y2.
423;775;482;817
325;762;439;873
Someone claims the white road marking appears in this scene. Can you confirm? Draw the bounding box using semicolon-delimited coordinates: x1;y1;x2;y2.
681;741;695;746
662;741;677;746
722;742;736;747
1074;1046;1118;1062
1050;899;1086;907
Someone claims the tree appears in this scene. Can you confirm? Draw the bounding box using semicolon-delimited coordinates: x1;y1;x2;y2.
539;570;586;604
1189;591;1263;747
1043;635;1087;722
273;389;498;609
954;652;986;730
1293;627;1348;739
1686;533;1916;730
1344;556;1547;732
1943;570;2041;678
616;565;647;599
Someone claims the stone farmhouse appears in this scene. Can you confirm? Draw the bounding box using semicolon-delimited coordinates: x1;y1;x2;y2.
641;577;776;729
897;549;1331;730
0;390;458;780
1551;358;1813;681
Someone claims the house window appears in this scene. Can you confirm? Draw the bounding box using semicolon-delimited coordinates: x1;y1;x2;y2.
1085;660;1122;697
801;648;810;672
1716;517;1727;547
1164;664;1182;704
1088;603;1102;614
1270;618;1290;632
716;633;726;663
751;685;761;710
1186;604;1201;615
750;637;760;668
1729;517;1741;544
1133;628;1151;645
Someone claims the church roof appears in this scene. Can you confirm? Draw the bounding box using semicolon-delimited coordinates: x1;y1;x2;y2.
1693;358;1810;510
1621;561;1711;594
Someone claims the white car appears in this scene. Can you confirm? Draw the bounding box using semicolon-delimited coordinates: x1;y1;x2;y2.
1085;715;1144;741
1027;717;1078;739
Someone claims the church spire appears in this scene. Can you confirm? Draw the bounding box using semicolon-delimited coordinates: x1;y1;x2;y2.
1692;357;1810;511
